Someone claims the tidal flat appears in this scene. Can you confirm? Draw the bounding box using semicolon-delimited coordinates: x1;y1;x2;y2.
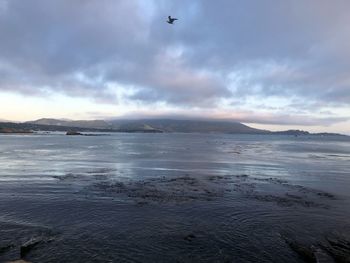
0;133;350;262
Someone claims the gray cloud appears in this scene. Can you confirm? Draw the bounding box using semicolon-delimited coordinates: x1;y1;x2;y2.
0;0;349;124
149;0;350;106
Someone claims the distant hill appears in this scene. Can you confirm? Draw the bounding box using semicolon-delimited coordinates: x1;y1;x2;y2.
110;119;269;134
27;118;112;129
29;118;269;134
2;118;269;134
0;118;348;136
0;122;114;133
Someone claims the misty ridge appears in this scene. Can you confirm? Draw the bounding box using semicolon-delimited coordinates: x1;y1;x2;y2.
0;118;347;137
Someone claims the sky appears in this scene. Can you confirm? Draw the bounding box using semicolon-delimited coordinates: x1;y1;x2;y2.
0;0;349;134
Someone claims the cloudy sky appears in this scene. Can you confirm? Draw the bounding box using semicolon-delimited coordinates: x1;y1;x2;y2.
0;0;349;133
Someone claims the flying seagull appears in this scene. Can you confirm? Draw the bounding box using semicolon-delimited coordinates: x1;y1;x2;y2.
167;16;178;24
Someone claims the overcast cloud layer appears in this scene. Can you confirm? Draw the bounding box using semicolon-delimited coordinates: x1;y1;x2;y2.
0;0;349;128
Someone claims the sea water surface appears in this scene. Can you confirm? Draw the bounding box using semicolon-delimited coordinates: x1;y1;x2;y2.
0;133;350;262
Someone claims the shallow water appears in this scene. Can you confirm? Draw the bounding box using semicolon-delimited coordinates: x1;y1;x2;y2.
0;133;350;262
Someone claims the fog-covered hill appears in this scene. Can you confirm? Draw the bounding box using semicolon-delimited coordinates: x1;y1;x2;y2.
26;118;269;134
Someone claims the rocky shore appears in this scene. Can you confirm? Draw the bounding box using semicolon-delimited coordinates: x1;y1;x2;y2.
0;128;32;134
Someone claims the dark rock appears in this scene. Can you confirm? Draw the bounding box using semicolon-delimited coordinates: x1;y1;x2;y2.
20;237;45;258
0;243;15;255
66;131;82;135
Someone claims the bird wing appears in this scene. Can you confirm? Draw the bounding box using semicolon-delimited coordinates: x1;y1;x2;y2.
173;18;178;20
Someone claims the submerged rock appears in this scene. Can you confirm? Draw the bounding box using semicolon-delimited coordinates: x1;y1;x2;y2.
321;235;350;263
283;233;350;263
284;238;316;262
89;175;224;204
253;194;328;208
20;235;54;259
20;238;42;258
184;234;196;242
313;247;335;263
0;244;15;255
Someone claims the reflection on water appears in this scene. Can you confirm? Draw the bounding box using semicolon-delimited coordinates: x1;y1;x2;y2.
0;133;350;262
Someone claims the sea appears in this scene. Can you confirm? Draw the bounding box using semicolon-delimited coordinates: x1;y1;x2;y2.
0;133;349;262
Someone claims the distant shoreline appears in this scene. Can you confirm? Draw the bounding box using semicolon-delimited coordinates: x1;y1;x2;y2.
0;119;348;137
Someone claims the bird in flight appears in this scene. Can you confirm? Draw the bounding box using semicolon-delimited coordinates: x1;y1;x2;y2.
167;16;178;24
